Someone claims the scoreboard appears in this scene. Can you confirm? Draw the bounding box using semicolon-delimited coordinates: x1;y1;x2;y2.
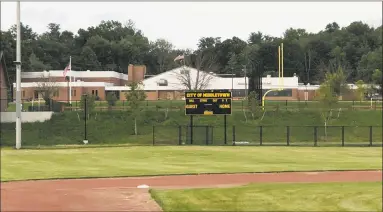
184;90;232;115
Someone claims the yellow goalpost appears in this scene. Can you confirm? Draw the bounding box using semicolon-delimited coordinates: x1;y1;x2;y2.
262;43;284;110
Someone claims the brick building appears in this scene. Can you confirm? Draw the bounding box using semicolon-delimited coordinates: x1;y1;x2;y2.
14;64;145;102
14;65;361;102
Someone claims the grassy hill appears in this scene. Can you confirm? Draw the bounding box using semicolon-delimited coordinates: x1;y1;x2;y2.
0;109;381;147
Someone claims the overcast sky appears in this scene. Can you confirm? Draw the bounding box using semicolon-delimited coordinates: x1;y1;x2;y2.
1;2;382;50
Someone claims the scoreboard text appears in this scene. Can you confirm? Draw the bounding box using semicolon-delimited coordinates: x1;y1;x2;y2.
184;90;232;115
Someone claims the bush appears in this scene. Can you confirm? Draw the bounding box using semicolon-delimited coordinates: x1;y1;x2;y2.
106;92;118;108
79;94;96;118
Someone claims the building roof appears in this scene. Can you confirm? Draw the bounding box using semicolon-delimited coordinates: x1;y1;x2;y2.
105;66;300;91
17;66;372;91
14;81;114;88
21;70;129;81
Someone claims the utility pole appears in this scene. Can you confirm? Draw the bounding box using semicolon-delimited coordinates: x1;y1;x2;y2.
15;1;22;149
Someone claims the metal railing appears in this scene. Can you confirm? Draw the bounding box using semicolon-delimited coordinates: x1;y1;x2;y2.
1;125;380;148
152;125;382;147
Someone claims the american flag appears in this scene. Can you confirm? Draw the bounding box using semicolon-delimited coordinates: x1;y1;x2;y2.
63;61;71;77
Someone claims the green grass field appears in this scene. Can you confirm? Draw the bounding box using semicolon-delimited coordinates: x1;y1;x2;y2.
1;146;381;182
150;182;383;211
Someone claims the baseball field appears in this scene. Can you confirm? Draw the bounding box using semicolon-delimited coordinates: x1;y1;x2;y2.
1;146;382;211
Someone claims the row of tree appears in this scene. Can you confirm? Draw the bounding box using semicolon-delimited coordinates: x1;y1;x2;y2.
1;19;382;86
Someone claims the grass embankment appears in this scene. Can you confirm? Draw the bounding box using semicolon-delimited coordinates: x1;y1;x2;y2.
1;146;381;182
7;99;383;112
151;182;382;212
0;109;381;147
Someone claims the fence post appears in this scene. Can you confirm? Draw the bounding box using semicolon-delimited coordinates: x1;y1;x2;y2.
259;126;263;146
178;126;182;145
369;126;373;147
232;126;236;146
152;126;155;146
341;126;345;147
205;126;209;145
314;126;317;147
286;126;290;146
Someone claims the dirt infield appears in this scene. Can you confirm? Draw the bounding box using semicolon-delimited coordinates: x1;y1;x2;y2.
1;170;382;211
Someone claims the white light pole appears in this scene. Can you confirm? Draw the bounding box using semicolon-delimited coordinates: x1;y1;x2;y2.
15;1;22;149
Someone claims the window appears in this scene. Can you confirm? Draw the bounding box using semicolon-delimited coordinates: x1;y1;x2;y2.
34;91;39;99
157;79;168;86
54;90;59;97
22;90;25;98
91;90;98;96
180;69;189;75
71;90;76;97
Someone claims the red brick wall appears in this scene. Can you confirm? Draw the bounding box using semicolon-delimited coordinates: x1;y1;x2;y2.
127;65;146;83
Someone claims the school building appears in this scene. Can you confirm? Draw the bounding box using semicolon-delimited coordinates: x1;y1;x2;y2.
13;64;360;102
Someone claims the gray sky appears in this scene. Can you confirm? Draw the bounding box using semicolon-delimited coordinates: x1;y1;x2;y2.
1;2;382;50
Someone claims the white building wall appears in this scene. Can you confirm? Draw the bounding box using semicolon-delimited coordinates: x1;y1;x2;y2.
0;112;53;123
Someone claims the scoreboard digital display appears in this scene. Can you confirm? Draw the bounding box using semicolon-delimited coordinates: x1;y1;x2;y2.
184;90;232;115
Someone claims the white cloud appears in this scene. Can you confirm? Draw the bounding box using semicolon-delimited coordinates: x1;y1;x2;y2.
1;2;382;50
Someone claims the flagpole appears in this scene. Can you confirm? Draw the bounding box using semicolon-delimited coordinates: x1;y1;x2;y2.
69;56;72;104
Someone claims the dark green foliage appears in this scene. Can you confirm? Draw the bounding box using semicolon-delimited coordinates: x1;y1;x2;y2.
1;21;381;89
79;94;96;117
106;92;118;107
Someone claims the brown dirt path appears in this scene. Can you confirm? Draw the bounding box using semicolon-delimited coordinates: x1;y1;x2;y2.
1;170;382;211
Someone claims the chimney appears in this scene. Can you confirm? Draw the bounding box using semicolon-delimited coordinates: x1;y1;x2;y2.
127;64;146;83
127;64;134;83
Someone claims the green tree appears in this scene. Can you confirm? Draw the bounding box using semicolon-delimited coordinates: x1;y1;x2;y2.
372;69;382;93
316;82;338;141
29;53;50;71
79;94;96;120
247;91;260;120
125;82;147;135
355;80;366;102
79;46;102;70
324;66;349;99
35;73;58;107
106;92;118;110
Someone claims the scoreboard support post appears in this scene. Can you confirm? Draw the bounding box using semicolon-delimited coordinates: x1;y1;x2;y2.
224;115;227;145
190;115;194;145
